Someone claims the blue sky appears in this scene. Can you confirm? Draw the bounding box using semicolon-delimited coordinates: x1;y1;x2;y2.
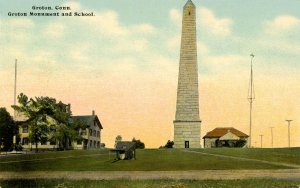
0;0;299;147
1;0;300;70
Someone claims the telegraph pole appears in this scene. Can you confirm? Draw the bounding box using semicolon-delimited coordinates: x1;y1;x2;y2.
269;127;274;148
248;54;255;147
286;120;292;147
259;134;263;148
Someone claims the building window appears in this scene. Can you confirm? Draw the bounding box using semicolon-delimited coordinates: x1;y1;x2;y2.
41;137;47;145
93;130;96;137
89;140;92;147
22;126;28;133
89;129;92;136
97;141;100;148
97;131;100;137
77;140;82;145
22;138;29;145
94;141;96;147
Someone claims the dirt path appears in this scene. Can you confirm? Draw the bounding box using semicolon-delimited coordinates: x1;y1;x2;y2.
0;169;300;180
184;150;300;169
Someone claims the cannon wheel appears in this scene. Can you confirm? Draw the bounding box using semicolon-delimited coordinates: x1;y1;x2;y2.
119;153;125;160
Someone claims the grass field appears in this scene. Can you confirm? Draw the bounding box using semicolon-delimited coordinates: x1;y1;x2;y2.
193;147;300;165
0;148;299;171
0;150;107;162
1;179;300;188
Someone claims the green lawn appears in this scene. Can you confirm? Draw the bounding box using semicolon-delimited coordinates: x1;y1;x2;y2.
0;150;107;162
0;148;298;171
192;147;300;165
1;179;300;188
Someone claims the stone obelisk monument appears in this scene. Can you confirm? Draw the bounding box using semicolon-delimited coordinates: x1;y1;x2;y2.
173;0;201;148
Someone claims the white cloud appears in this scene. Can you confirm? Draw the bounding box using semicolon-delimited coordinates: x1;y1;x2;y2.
258;39;300;55
78;9;158;54
167;34;180;49
198;41;209;55
80;10;158;40
258;15;300;55
205;54;245;65
200;54;248;77
81;10;128;37
131;24;157;34
31;51;54;64
199;7;233;37
44;23;65;38
264;15;300;36
169;8;181;27
0;19;3;38
132;39;148;52
112;38;149;54
96;10;129;37
1;18;34;42
6;18;34;28
69;43;91;62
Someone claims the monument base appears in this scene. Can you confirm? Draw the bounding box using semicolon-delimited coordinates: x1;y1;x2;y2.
173;121;201;148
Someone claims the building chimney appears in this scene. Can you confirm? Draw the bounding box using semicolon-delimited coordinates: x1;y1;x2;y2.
92;110;95;116
67;103;71;113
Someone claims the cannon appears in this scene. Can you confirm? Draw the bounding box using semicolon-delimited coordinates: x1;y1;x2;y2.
110;141;136;160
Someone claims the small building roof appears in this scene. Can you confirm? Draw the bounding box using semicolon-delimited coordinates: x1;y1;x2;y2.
72;115;103;129
203;127;248;139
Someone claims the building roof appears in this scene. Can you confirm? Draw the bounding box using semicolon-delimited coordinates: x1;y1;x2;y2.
203;127;248;138
72;115;103;129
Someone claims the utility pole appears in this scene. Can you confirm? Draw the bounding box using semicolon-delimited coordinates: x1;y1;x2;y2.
269;127;274;148
259;135;263;148
286;120;292;147
248;54;255;147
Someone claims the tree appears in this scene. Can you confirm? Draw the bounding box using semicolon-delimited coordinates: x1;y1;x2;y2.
100;143;105;148
0;108;18;151
132;137;145;149
12;93;87;151
51;118;88;150
48;102;87;150
159;140;174;149
114;135;122;148
12;94;55;151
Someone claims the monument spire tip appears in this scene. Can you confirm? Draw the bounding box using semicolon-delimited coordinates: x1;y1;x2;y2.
184;0;195;7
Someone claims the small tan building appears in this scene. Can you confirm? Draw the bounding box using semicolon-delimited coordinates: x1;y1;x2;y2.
203;127;248;148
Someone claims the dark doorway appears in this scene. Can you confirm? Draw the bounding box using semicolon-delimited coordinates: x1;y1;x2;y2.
185;141;189;148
